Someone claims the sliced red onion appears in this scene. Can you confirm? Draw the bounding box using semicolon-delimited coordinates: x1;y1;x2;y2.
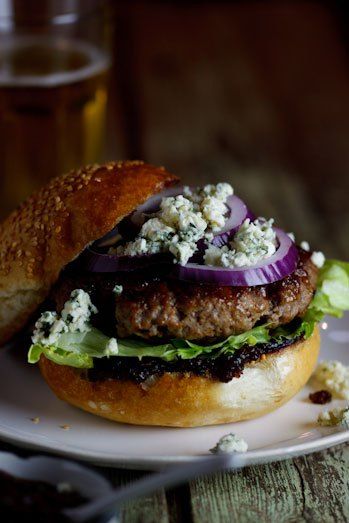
109;186;184;241
130;186;185;228
96;228;122;248
132;189;251;246
210;195;251;247
87;188;255;273
172;229;298;287
81;247;173;273
95;187;186;245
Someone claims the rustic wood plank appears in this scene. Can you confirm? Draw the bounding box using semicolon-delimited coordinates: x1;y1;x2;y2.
190;458;306;522
294;444;349;522
100;468;193;522
102;468;170;523
189;444;349;523
165;484;192;523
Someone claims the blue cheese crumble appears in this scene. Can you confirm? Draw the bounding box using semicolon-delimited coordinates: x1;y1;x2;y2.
117;183;234;265
311;251;325;268
313;360;349;399
61;289;97;333
204;217;277;268
210;433;248;454
287;237;325;268
297;239;325;267
32;289;97;346
113;284;123;295
318;406;349;427
105;337;119;356
300;240;310;251
184;182;233;204
32;311;68;346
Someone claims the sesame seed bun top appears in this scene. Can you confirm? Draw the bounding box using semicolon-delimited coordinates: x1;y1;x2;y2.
0;161;178;345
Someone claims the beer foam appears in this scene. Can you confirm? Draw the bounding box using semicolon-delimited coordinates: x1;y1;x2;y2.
0;35;110;87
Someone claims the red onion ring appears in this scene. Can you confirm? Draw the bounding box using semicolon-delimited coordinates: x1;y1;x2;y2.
127;188;252;247
84;187;260;276
210;195;252;247
102;187;184;243
172;228;299;287
130;186;184;228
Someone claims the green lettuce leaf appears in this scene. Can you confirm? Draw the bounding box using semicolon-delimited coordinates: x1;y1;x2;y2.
174;325;271;359
28;259;349;368
275;259;349;341
28;344;93;368
117;337;178;361
311;259;349;315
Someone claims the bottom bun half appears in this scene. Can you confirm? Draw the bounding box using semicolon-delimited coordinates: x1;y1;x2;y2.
39;327;320;427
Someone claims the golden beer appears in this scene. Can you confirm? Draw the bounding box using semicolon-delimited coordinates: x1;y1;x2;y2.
0;36;110;217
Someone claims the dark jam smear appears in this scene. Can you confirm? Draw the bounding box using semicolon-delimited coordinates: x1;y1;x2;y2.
87;335;302;384
0;470;87;523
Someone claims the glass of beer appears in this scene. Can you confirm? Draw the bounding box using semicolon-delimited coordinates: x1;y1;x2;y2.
0;0;111;218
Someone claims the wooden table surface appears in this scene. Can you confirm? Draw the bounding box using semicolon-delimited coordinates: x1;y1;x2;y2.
2;2;349;521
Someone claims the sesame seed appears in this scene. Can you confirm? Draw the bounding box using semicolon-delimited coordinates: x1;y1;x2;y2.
30;417;40;424
60;424;71;430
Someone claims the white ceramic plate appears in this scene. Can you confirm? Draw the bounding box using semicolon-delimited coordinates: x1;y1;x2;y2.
0;314;348;470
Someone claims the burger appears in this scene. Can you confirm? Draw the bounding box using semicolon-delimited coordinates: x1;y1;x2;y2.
0;161;348;427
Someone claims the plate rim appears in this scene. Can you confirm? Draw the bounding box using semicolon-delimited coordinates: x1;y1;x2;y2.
0;421;348;469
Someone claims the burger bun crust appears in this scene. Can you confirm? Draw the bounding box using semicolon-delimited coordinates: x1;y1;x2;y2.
38;327;320;427
0;161;178;345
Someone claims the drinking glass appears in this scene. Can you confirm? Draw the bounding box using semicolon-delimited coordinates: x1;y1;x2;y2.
0;0;111;218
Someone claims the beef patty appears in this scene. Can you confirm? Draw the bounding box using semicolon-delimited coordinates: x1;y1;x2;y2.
115;249;317;339
51;248;317;341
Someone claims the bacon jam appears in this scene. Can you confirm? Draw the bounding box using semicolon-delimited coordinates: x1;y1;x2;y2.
86;335;302;384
